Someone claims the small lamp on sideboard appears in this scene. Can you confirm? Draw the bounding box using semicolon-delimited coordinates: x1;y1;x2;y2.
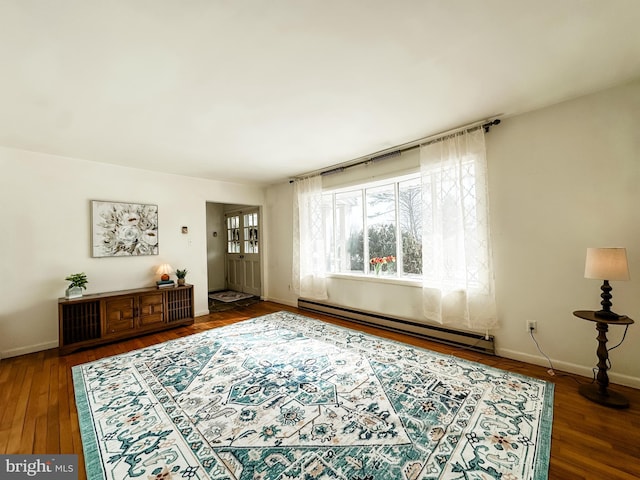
156;263;173;282
584;247;630;319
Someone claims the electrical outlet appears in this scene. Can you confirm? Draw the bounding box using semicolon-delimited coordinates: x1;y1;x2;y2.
527;320;537;333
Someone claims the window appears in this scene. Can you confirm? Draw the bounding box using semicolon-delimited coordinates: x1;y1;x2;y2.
323;162;478;283
227;212;259;254
334;190;364;273
324;174;422;278
227;215;240;253
244;212;259;254
399;177;422;277
366;184;397;274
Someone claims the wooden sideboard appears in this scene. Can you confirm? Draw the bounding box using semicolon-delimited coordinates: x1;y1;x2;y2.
58;284;194;354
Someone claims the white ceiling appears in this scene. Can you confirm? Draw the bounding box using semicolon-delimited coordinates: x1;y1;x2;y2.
2;1;640;185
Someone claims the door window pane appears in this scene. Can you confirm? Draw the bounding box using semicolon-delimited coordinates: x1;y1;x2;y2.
244;212;259;254
335;190;363;273
227;215;240;253
366;184;396;275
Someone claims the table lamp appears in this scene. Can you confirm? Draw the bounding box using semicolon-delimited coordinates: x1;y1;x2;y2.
156;263;173;281
584;247;630;319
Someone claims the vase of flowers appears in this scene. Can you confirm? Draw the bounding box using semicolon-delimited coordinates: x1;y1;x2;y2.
176;268;188;286
65;272;88;299
369;256;396;275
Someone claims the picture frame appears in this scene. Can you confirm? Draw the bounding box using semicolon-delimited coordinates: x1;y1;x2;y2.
91;200;159;257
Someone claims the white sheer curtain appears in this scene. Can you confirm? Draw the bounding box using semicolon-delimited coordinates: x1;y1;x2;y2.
292;175;328;300
420;127;497;330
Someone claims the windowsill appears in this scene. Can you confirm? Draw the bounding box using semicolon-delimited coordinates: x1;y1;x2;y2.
326;272;422;288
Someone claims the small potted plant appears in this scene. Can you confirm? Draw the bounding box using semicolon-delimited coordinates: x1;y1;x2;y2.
65;272;88;299
175;269;188;286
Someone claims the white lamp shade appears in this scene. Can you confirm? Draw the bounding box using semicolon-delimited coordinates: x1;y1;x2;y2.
156;263;173;276
584;248;630;281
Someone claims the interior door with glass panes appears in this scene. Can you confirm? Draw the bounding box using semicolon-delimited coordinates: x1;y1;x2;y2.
225;210;261;296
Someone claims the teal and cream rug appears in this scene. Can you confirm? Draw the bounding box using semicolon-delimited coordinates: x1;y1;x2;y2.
73;311;553;480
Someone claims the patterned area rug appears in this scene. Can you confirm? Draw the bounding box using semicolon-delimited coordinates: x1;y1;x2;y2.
209;290;254;303
73;311;553;480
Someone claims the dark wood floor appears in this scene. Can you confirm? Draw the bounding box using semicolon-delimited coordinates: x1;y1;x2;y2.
1;301;639;479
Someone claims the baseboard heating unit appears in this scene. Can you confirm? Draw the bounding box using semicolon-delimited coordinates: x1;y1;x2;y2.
298;298;495;355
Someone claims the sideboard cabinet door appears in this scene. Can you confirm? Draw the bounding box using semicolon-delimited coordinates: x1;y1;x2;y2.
104;296;136;334
139;292;164;326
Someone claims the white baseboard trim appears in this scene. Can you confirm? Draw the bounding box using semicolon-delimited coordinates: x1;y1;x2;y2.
263;296;297;308
497;348;640;389
1;340;59;360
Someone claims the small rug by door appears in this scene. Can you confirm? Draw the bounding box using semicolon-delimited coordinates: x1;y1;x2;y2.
208;290;254;303
73;311;553;480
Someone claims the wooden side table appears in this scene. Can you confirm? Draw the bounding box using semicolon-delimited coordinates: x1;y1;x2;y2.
573;310;633;408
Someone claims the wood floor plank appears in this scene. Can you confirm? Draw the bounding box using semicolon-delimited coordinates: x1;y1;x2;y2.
5;364;35;454
45;354;61;454
57;359;74;455
19;357;46;453
1;300;639;480
0;361;23;454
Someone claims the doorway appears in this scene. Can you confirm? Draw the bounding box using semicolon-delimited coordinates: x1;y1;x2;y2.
206;203;262;298
224;208;261;296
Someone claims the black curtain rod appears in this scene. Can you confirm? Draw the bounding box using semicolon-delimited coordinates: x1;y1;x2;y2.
290;118;501;183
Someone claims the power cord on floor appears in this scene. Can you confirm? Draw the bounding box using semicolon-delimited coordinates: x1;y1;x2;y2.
528;327;556;376
453;326;620;385
528;327;597;386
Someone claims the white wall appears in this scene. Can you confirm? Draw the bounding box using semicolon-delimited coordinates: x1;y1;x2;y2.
264;80;640;387
264;182;296;304
0;148;265;358
488;79;640;387
205;202;226;292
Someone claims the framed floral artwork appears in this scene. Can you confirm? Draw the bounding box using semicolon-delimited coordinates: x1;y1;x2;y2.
91;200;159;257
